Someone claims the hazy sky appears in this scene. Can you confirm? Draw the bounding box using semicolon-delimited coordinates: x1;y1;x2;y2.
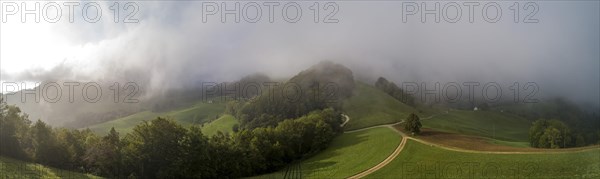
1;1;599;106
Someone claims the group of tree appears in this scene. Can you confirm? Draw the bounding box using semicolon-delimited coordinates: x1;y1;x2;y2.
529;119;588;148
1;98;99;170
374;77;416;107
514;98;600;147
1;96;343;178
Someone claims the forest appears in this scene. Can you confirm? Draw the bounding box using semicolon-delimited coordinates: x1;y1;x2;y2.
0;62;356;178
0;97;344;178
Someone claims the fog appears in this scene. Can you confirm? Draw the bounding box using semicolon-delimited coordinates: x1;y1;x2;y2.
1;1;599;113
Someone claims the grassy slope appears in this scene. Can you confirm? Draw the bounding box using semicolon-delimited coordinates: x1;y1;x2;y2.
366;140;600;178
252;127;402;178
0;156;101;178
422;110;531;142
86;101;225;135
201;114;239;136
489;138;531;148
342;82;416;130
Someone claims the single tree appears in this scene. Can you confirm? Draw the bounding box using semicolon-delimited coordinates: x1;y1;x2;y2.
404;113;422;135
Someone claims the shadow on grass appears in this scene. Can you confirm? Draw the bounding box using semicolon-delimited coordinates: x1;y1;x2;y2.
298;130;372;176
1;156;98;178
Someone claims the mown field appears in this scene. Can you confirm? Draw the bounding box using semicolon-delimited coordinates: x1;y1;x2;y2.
401;127;534;151
252;127;402;178
0;156;101;179
342;82;416;130
86;101;225;135
421;110;531;142
366;140;600;178
201;114;239;136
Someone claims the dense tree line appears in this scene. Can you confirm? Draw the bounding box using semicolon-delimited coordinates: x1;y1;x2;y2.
374;77;416;107
1;97;342;178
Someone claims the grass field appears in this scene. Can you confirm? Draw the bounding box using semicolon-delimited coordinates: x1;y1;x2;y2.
252;127;402;178
342;82;416;130
86;101;225;135
201;114;239;136
421;110;531;142
488;139;531;148
0;156;101;178
395;126;553;152
366;140;600;178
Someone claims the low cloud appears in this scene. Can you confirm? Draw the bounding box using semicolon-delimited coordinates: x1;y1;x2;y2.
2;1;598;107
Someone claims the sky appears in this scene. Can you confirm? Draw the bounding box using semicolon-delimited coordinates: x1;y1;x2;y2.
1;1;599;107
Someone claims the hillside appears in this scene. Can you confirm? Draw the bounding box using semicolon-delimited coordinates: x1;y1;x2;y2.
421;110;531;142
202;114;239;136
252;127;402;178
1;81;144;128
238;61;355;129
342;82;417;130
86;100;225;135
0;156;101;178
366;139;600;178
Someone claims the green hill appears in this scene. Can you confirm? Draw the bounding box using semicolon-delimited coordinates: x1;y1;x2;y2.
422;110;531;142
238;61;355;129
366;140;600;178
252;127;402;178
342;82;532;144
0;156;101;178
202;114;239;136
342;82;416;130
85;100;225;135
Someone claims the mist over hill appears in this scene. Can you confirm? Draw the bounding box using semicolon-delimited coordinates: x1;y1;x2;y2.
2;59;599;128
2;2;598;117
1;1;599;178
236;61;355;129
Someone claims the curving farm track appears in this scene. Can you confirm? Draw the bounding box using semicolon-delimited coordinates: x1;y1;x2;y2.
344;113;599;178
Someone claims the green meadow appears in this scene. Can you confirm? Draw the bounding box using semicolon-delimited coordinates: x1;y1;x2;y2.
253;127;402;178
86;101;225;135
366;140;600;178
201;114;239;136
0;156;101;179
422;110;531;142
342;82;416;130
